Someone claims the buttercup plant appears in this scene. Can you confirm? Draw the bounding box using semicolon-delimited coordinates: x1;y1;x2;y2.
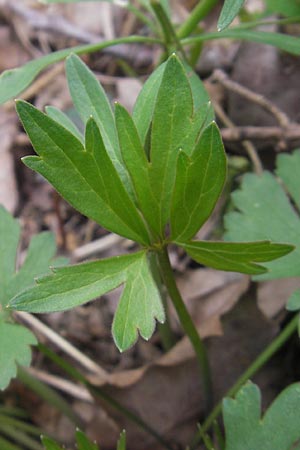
10;53;293;415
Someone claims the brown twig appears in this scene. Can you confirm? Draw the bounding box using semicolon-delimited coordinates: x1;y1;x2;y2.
211;69;291;129
213;100;264;175
220;124;300;143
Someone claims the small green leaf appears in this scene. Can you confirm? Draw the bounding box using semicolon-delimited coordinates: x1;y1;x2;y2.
10;251;164;352
117;431;126;450
224;156;300;280
112;252;165;351
149;54;193;234
0;323;37;391
218;0;245;31
286;289;300;312
16;101;150;245
177;240;293;275
65;54;132;194
76;429;98;450
84;117;151;244
0;208;57;390
276;149;300;210
132;62;166;146
170;122;226;241
41;436;63;450
132;58;212;148
45;106;83;143
223;381;300;450
115;103;160;236
10;232;57;299
0;207;20;306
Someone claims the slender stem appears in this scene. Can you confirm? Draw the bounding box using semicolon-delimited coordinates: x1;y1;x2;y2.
190;313;299;449
17;366;82;427
150;0;188;60
177;0;218;39
126;3;158;33
38;344;173;450
157;247;213;413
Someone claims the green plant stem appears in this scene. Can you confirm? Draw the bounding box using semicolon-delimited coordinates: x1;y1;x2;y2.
126;3;158;33
38;344;174;450
157;247;213;413
177;0;218;39
150;0;187;60
190;313;299;449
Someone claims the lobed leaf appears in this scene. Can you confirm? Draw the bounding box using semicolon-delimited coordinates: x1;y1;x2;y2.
16;101;150;245
65;54;132;194
132;58;212;148
0;323;37;391
217;0;245;31
223;381;300;450
177;240;293;275
0;207;20;306
276;149;300;210
149;55;194;234
45;106;83;143
170;122;226;241
10;251;164;352
115;103;160;236
224;166;300;280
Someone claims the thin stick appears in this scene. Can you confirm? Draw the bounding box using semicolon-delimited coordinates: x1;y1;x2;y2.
72;234;127;261
213;100;263;175
26;367;93;402
212;69;291;128
14;311;107;379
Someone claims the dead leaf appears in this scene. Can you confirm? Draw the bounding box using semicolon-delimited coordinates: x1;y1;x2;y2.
257;278;300;319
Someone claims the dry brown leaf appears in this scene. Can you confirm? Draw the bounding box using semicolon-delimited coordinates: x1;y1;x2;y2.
176;268;250;329
85;296;278;450
257;278;300;319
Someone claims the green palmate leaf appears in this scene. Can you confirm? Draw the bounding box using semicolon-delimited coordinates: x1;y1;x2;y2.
65;54;132;194
76;430;98;450
10;251;165;352
276;149;300;210
149;55;193;234
177;240;293;275
223;382;300;450
0;207;20;305
115;103;160;237
16;101;150;245
45;106;83;143
132;58;212;148
0;207;57;390
224;150;300;280
217;0;245;31
286;289;300;311
0;323;37;391
170;122;226;241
